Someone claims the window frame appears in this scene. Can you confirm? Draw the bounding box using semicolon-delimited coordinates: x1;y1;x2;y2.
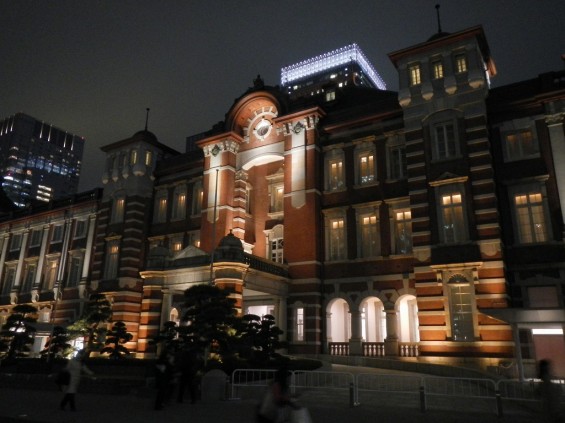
355;205;380;259
432;59;444;79
111;197;125;224
354;142;377;187
408;63;421;86
510;183;551;245
432;120;459;161
324;210;348;261
435;182;469;245
154;189;168;223
171;185;187;221
387;135;406;181
325;149;345;192
104;239;120;280
392;206;413;255
454;53;467;73
503;127;539;162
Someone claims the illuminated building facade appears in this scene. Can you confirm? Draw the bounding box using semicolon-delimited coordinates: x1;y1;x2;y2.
1;25;564;378
0;113;84;208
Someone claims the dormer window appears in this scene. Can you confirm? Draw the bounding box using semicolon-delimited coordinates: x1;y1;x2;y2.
455;53;467;73
408;63;421;86
432;59;444;79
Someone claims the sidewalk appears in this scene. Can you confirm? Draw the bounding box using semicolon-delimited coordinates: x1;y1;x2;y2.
0;365;545;423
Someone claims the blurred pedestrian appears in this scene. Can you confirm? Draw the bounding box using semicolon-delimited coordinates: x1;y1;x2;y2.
538;359;562;422
176;349;200;404
257;366;292;423
59;350;95;411
154;352;175;410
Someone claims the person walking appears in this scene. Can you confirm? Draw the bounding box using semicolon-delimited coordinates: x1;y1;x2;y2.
59;350;95;411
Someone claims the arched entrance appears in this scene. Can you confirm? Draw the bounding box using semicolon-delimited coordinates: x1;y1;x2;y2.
326;298;350;355
397;294;419;356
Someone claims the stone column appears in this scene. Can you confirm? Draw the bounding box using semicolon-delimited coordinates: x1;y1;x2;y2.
349;307;363;355
384;306;399;356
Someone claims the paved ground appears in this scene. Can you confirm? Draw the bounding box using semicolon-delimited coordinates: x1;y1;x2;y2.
0;364;551;423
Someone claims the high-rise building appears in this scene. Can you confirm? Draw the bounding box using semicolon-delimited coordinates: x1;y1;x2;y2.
0;113;85;208
281;43;387;99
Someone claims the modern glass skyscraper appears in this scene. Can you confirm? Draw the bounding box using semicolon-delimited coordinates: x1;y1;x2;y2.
0;113;84;208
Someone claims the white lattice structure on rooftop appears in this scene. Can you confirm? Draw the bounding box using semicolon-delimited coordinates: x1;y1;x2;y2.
281;43;386;90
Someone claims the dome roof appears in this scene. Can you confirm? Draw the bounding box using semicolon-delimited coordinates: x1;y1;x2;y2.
132;129;158;143
217;231;243;250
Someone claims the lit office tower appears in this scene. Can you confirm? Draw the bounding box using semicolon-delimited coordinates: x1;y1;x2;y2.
281;43;387;99
0;113;84;208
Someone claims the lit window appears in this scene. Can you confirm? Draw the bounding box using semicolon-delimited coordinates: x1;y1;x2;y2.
433;121;458;160
409;63;421;86
171;238;183;252
43;259;58;290
432;60;444;79
296;307;304;342
448;278;474;341
328;217;346;260
358;152;375;184
439;190;466;244
145;150;153;166
154;190;168;223
394;209;412;254
130;149;138;165
104;241;120;279
514;190;548;244
504;129;539;161
192;182;203;215
326;91;336;102
112;197;125;223
326;151;345;191
270;185;284;213
270;238;284;263
358;213;379;258
455;53;467;73
172;186;187;220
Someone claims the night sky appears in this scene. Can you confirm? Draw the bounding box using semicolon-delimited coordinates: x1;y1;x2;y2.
1;1;563;192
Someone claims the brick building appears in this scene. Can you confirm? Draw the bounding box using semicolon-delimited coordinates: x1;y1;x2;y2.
1;24;564;378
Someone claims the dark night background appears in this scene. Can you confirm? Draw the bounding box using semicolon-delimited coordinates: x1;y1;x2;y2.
0;0;563;192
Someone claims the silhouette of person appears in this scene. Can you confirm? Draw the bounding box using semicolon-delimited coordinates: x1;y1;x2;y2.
154;352;175;410
538;359;562;422
59;350;95;411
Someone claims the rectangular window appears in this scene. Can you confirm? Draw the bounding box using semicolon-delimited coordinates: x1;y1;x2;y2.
170;237;183;252
515;191;547;243
192;183;203;215
112;198;125;223
455;53;467;73
22;263;37;291
104;241;120;279
130;149;138;165
270;185;284;213
328;159;344;191
296;308;304;341
440;191;466;243
10;234;22;251
51;225;64;243
325;91;336;102
359;214;379;258
145;150;153;166
359;153;375;184
329;218;346;260
433;121;457;160
43;259;58;290
67;255;83;287
449;283;474;341
172;188;187;220
270;238;284;263
74;220;87;239
432;60;444;79
30;229;42;247
394;209;412;254
409;63;421;86
3;267;16;294
388;144;406;180
154;195;168;223
504;129;539;161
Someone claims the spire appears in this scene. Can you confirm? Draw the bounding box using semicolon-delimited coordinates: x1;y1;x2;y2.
435;4;442;34
144;108;150;131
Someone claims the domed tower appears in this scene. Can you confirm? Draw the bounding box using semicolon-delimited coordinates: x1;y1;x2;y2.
92;127;179;356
